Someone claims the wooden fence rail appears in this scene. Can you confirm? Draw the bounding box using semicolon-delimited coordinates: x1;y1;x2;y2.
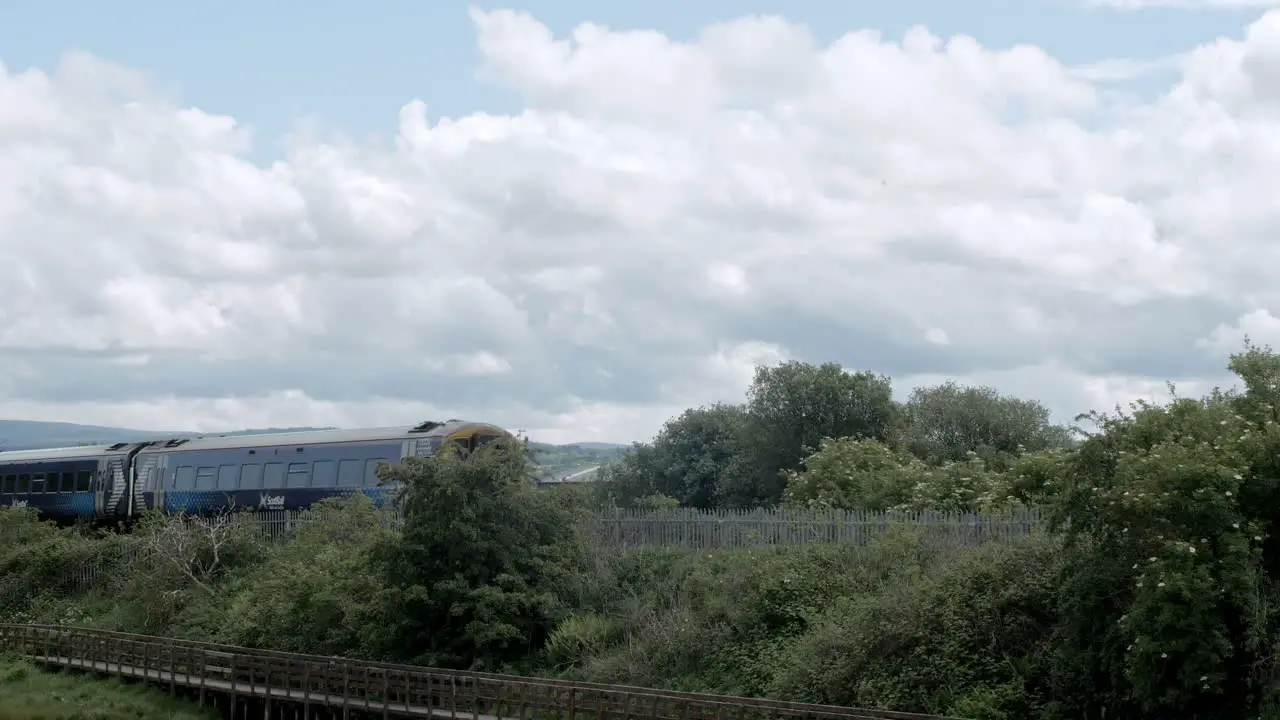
0;623;966;720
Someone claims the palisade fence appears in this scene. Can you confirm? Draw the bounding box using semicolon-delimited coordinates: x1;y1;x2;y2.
222;506;1047;550
33;507;1046;598
582;507;1045;549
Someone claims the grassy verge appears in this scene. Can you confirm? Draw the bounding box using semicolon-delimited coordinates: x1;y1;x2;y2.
0;656;215;720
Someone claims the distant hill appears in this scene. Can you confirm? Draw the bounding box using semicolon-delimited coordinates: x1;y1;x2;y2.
528;441;628;480
0;420;330;451
0;419;629;479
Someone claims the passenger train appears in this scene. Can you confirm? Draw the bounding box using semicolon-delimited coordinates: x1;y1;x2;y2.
0;420;513;523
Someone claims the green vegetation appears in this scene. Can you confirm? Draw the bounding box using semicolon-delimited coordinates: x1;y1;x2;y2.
11;343;1280;718
593;361;1075;512
0;656;215;719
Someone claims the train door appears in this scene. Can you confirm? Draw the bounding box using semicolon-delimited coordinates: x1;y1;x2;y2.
149;454;167;512
93;458;109;516
134;454;161;513
96;454;129;518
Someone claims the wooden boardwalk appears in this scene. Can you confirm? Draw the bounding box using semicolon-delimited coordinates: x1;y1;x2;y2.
26;654;500;719
0;624;965;720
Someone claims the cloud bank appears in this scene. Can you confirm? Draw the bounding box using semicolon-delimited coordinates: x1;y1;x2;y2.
2;9;1280;442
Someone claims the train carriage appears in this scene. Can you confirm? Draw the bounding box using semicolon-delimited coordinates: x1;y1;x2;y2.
0;419;513;523
0;442;144;520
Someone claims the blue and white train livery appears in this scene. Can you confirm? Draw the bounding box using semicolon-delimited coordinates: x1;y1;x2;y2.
0;420;512;522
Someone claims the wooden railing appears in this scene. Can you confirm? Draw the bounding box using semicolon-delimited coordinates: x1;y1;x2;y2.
0;624;965;720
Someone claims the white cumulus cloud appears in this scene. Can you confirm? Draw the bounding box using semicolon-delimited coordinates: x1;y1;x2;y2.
2;10;1280;442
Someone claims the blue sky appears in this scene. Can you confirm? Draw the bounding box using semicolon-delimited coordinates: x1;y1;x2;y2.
1;0;1263;160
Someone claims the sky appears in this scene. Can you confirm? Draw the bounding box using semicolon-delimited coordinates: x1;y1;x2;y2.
2;0;1280;444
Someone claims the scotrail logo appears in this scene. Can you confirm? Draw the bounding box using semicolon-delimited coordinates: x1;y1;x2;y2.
259;493;285;510
8;499;27;509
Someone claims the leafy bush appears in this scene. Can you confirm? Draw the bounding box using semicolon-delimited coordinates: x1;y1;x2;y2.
1046;343;1280;718
565;526;951;697
0;509;133;621
782;438;922;510
370;436;586;670
545;613;623;670
770;535;1062;717
92;509;269;636
783;438;1063;514
209;494;398;657
895;452;1011;512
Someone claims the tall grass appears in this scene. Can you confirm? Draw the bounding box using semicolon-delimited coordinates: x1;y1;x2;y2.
0;655;215;719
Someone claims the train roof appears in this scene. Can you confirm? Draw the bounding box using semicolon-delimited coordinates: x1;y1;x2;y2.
0;420;509;463
0;444;117;463
134;419;506;454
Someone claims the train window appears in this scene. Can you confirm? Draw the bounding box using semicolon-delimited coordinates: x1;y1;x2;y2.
474;433;501;448
337;460;362;487
46;472;59;493
286;462;310;489
452;437;471;453
195;467;216;490
239;464;262;490
1;475;13;493
262;463;285;489
312;460;336;487
363;459;386;486
30;473;45;494
76;471;92;492
217;465;238;491
16;474;28;493
61;472;74;492
174;466;196;491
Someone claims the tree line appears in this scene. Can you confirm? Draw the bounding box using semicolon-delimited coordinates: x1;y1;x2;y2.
594;361;1075;512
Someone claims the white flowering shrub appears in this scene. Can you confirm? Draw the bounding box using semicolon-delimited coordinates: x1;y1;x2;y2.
782;437;924;511
1049;341;1280;718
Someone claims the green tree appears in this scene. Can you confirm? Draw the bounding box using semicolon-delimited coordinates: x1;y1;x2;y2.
903;382;1072;468
729;362;896;507
371;437;584;670
649;404;748;508
782;438;922;511
593;404;748;509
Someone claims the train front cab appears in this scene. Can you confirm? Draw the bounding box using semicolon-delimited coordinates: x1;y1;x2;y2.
435;423;511;457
